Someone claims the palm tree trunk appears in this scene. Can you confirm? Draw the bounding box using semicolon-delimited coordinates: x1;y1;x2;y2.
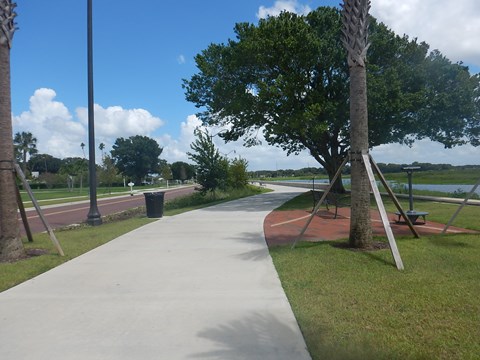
341;0;372;247
0;26;25;261
348;65;372;246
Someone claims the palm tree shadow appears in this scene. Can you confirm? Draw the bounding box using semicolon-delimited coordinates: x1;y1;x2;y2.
189;312;310;359
235;248;269;262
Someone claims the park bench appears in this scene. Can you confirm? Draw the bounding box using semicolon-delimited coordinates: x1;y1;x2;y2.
394;211;428;224
311;190;350;219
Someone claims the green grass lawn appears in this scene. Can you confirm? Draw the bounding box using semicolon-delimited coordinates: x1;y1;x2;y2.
271;235;480;359
271;191;480;359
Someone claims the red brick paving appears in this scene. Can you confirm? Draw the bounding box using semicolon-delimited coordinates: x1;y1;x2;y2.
264;207;478;247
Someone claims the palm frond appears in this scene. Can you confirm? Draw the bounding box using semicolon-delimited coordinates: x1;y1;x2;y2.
0;0;17;48
340;0;371;67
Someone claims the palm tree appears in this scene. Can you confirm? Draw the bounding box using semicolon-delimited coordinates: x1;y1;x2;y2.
0;0;25;261
80;142;86;158
13;131;38;175
341;0;372;248
99;142;105;160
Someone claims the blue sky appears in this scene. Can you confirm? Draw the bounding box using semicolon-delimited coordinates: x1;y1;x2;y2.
10;0;480;170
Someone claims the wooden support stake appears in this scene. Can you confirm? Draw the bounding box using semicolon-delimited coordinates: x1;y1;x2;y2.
369;155;419;238
363;154;404;270
291;156;349;249
442;177;480;234
14;174;34;243
292;154;406;270
14;164;64;256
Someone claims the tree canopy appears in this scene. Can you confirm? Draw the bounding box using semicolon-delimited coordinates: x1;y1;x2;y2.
171;161;195;182
13;131;37;175
111;135;163;184
28;153;62;174
183;7;480;190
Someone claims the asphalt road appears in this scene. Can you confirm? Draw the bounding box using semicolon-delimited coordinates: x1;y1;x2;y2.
20;186;196;236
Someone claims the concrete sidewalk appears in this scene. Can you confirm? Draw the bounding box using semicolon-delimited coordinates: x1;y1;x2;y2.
0;185;310;360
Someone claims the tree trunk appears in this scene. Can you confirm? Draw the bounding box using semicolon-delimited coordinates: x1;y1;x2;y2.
311;145;347;193
0;41;25;261
348;64;372;247
323;157;346;193
22;150;27;175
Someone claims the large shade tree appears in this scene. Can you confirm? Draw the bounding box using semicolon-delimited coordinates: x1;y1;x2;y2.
183;7;480;193
111;135;163;184
0;0;25;261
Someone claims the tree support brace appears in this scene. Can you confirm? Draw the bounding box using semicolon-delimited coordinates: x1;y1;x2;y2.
291;153;419;271
14;164;64;256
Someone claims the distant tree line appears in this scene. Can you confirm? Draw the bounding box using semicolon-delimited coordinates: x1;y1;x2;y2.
14;132;197;191
251;162;480;178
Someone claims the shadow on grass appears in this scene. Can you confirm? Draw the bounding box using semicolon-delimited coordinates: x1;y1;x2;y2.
280;239;399;268
330;240;396;268
190;310;405;360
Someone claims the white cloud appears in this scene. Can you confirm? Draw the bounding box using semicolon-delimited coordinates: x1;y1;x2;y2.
160;115;480;170
257;0;311;19
177;54;186;64
76;104;163;146
370;0;480;69
158;114;314;170
13;88;164;160
13;88;86;158
157;114;201;163
12;89;479;172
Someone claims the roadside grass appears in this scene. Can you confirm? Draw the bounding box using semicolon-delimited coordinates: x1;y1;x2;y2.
270;235;480;359
270;191;480;359
0;216;154;292
0;185;269;293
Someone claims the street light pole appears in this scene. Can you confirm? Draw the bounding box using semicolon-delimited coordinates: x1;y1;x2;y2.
86;0;102;226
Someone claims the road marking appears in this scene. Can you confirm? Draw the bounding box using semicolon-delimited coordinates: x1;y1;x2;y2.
271;214;312;227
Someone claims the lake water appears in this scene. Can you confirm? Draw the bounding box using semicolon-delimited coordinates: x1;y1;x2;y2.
407;184;479;195
279;179;480;195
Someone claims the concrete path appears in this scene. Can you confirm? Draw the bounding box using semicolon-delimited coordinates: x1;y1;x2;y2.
0;185;310;360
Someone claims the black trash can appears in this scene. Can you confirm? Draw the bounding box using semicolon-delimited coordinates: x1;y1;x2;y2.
144;192;165;218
